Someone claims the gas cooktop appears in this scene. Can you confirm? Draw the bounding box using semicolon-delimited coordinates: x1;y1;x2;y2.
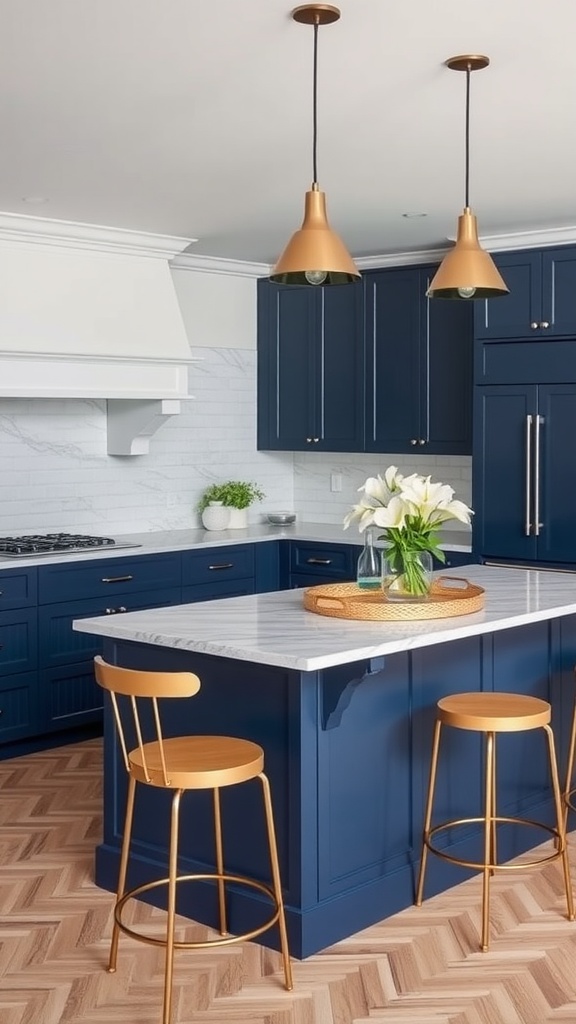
0;533;142;558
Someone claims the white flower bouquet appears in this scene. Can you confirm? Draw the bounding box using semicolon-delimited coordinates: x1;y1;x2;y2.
344;466;473;597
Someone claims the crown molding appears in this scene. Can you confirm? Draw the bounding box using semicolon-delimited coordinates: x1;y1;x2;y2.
0;211;196;259
2;212;576;273
354;246;449;270
477;224;576;252
170;251;271;278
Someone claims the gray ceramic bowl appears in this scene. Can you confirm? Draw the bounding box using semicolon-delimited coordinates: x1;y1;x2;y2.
267;512;297;526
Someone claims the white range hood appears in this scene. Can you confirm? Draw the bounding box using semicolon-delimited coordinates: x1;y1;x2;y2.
0;213;198;454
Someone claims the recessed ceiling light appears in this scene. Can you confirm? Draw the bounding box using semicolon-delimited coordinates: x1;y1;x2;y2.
402;212;427;219
22;196;49;205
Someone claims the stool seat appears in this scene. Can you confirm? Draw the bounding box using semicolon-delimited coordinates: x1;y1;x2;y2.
130;735;264;789
438;691;551;732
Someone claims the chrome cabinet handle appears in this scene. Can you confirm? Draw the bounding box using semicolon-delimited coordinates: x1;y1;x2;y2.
410;439;418;445
208;563;234;570
540;321;550;329
101;574;134;584
306;558;332;565
105;606;128;615
530;322;539;330
525;414;533;536
534;414;543;536
419;439;426;445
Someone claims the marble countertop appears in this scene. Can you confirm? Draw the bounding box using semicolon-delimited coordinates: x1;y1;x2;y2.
0;522;471;571
73;564;576;672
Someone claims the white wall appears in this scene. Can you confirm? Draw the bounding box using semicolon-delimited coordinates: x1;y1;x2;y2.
0;265;472;536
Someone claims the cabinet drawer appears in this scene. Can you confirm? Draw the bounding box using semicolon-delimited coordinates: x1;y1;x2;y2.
38;553;181;604
0;608;38;675
0;568;38;609
182;545;254;586
289;542;355;579
0;671;35;740
40;586;181;667
182;579;255;604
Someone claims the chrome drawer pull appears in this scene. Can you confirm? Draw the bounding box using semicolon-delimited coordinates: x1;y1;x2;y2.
104;606;128;615
101;575;134;584
208;563;234;570
306;558;332;565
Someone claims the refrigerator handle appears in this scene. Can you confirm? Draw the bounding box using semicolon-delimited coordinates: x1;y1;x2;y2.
534;415;544;537
525;414;533;536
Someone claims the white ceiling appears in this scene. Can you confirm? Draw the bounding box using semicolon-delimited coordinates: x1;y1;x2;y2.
1;0;574;264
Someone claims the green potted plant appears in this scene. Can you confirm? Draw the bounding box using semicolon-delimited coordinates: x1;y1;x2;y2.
198;480;265;530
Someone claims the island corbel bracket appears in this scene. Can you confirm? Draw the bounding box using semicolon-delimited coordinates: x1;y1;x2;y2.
321;657;385;730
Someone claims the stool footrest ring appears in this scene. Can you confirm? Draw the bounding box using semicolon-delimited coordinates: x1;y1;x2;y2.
115;872;281;949
425;815;564;873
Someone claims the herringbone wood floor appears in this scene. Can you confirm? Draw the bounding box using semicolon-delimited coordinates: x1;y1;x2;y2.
1;739;576;1023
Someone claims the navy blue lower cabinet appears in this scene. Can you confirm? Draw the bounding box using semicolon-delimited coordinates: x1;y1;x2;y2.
94;617;568;959
0;567;37;610
43;662;105;730
0;670;37;742
34;552;183;738
0;607;38;676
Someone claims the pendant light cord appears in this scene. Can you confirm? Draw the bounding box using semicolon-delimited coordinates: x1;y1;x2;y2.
465;62;471;208
312;19;319;184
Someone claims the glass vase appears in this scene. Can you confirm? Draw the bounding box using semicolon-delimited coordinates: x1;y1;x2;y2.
381;548;433;602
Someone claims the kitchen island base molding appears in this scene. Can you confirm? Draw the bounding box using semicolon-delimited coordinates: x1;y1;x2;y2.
96;614;576;959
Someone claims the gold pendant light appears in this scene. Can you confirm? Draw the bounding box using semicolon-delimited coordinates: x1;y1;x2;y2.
427;55;509;300
270;4;359;286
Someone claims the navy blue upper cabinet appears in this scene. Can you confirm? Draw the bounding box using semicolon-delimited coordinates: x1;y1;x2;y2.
475;247;576;341
257;279;364;452
473;383;576;564
364;265;473;455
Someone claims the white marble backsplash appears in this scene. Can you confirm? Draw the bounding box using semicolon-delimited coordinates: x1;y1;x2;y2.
293;452;472;530
0;345;472;536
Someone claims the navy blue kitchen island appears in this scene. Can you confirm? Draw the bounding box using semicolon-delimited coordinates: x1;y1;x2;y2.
74;565;576;958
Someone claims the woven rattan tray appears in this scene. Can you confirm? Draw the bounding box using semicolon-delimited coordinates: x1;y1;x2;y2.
303;577;485;621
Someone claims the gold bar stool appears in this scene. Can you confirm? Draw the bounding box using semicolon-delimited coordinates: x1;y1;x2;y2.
94;656;293;1024
564;683;576;830
415;691;574;951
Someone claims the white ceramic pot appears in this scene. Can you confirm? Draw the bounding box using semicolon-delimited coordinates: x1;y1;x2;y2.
227;506;248;529
201;501;231;531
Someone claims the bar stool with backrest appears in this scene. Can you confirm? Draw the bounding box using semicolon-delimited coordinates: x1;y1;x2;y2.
94;656;292;1024
415;691;574;952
